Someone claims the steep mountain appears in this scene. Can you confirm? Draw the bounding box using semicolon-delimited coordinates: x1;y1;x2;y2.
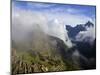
11;28;80;75
65;21;96;69
11;21;96;75
59;39;96;70
66;24;86;39
85;21;94;27
66;21;94;40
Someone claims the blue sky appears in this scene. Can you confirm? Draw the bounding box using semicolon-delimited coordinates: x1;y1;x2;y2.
12;1;96;26
13;1;96;19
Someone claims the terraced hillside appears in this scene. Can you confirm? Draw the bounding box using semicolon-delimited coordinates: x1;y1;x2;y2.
11;35;80;75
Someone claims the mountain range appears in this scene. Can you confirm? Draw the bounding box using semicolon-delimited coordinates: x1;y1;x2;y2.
65;21;96;69
12;21;96;74
66;21;94;40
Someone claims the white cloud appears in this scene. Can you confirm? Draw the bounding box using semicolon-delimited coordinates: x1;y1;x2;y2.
12;2;95;47
47;18;72;47
44;12;94;27
12;7;48;41
75;27;95;44
12;5;73;47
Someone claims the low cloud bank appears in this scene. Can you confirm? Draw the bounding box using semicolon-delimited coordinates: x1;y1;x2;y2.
12;8;72;47
75;26;95;44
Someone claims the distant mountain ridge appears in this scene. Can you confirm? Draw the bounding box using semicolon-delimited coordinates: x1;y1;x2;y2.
66;21;94;39
85;21;94;27
65;21;96;69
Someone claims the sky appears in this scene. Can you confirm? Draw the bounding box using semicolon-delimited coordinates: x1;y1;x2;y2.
12;1;96;26
12;1;96;47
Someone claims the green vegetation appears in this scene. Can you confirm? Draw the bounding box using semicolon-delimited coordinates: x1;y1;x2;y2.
11;35;80;75
11;49;80;75
11;49;65;74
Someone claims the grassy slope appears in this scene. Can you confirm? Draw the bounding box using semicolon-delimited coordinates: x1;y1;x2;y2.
11;35;80;75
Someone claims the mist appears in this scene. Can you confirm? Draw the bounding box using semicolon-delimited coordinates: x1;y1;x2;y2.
12;8;72;47
75;26;95;44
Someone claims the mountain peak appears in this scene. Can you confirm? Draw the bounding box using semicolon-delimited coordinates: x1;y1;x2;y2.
85;21;94;27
